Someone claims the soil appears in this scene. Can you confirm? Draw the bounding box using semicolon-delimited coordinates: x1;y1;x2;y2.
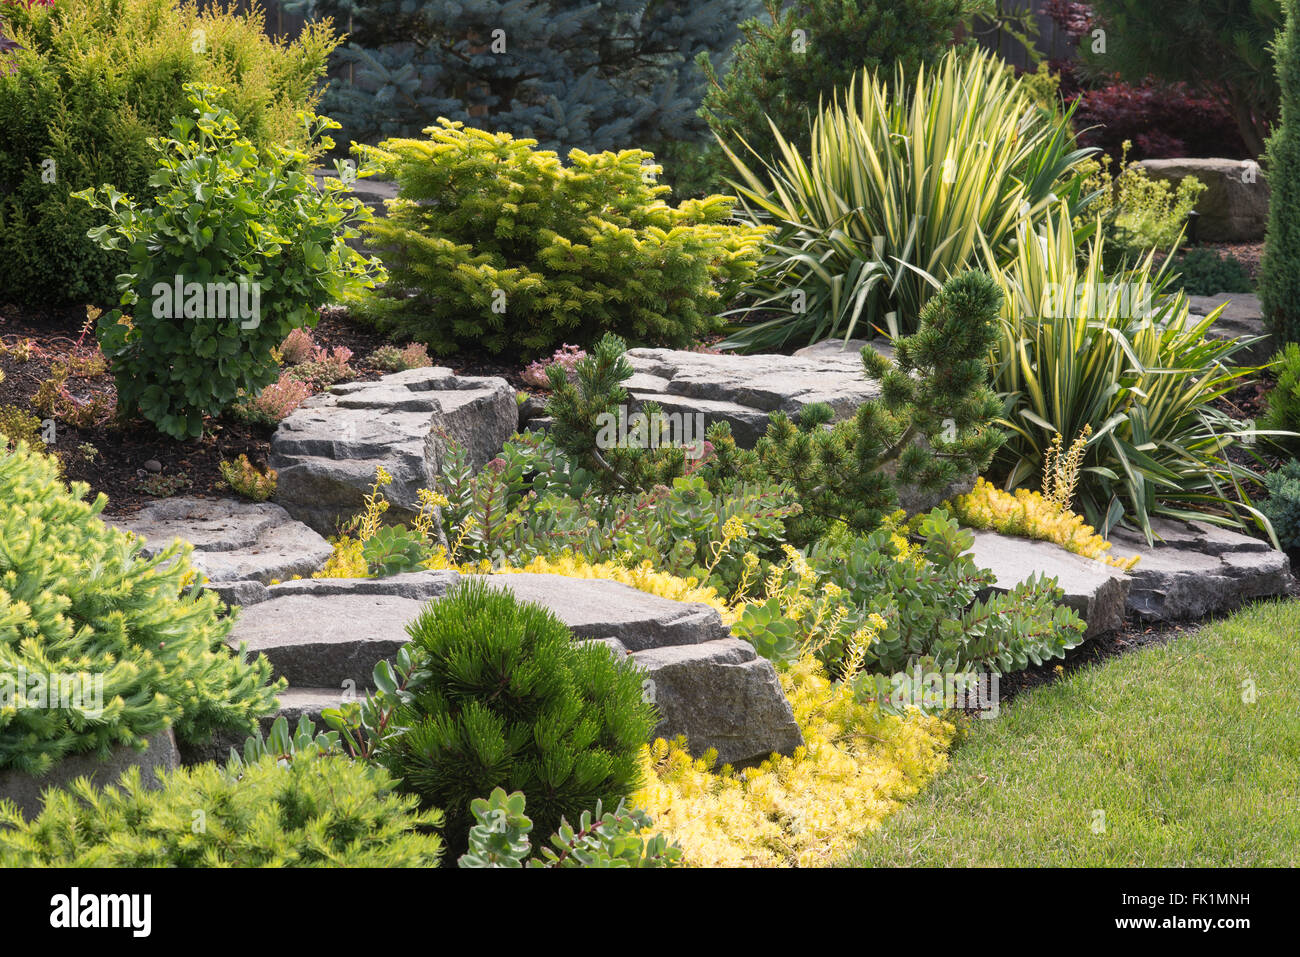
0;301;529;516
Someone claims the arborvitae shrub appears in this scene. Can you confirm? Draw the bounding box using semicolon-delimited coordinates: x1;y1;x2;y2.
352;121;769;357
0;439;282;776
0;0;338;307
1260;0;1300;344
381;580;656;855
0;752;445;866
1264;342;1300;455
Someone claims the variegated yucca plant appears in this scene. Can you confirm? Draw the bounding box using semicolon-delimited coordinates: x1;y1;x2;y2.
984;202;1276;543
720;46;1094;350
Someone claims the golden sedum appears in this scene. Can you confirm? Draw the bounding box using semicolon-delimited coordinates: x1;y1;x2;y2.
632;657;955;867
949;478;1139;570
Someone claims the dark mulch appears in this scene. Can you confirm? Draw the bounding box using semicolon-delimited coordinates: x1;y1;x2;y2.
1204;240;1265;281
0;301;533;516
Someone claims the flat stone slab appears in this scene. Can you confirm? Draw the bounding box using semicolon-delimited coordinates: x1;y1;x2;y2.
269;367;517;535
108;497;333;585
623;347;883;446
1109;518;1291;621
0;730;179;821
1186;293;1272;366
223;570;801;766
967;531;1130;637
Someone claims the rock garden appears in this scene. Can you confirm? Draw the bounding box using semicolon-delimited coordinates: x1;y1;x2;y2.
3;0;1300;873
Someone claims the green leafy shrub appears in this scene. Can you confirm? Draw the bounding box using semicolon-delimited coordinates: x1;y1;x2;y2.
988;203;1266;541
1260;0;1300;344
1261;459;1300;551
0;438;282;776
74;85;385;439
729;509;1085;681
458;787;683;868
351;121;769;357
0;750;445;867
0;0;338;307
1170;248;1255;296
376;580;656;856
0;404;44;451
750;271;1005;543
721;46;1092;349
697;0;968;173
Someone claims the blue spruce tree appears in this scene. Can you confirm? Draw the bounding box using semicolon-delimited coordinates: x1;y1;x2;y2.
287;0;758;153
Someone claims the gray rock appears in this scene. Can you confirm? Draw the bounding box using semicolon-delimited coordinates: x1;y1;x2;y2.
630;638;803;767
464;573;731;651
1139;157;1269;242
966;530;1130;637
224;571;801;764
793;337;895;362
1109;519;1291;621
1186;293;1272;366
108;497;333;584
518;394;548;430
0;730;179;821
269;367;517;535
624;347;882;446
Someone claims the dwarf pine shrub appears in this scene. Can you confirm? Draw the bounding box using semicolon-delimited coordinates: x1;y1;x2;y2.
380;580;656;855
0;751;444;866
351;120;769;357
0;439;282;776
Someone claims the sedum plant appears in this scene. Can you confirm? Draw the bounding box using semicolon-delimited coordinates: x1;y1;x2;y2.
73;84;386;439
219;454;277;502
986;202;1269;541
720;46;1093;349
0;749;444;867
949;478;1139;570
374;580;657;856
351;120;769;357
458;787;683;868
0;438;282;775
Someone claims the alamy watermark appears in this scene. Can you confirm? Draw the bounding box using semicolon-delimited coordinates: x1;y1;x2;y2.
0;667;105;717
151;274;261;329
1042;282;1154;320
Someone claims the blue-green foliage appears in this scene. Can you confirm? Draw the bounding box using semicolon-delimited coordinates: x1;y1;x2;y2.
281;0;758;153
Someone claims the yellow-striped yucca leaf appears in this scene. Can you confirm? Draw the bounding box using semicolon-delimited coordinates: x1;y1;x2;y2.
985;202;1274;543
721;46;1093;350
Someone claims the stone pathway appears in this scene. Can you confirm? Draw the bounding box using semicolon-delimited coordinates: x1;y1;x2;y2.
269;366;517;535
219;570;804;769
1187;292;1272;366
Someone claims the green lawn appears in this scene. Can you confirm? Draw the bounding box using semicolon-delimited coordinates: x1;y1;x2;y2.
848;599;1300;867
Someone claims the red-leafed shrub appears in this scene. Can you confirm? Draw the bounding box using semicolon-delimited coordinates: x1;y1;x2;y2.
1068;77;1250;161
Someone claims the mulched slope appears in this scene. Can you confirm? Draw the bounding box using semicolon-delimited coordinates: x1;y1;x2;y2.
0;302;529;516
